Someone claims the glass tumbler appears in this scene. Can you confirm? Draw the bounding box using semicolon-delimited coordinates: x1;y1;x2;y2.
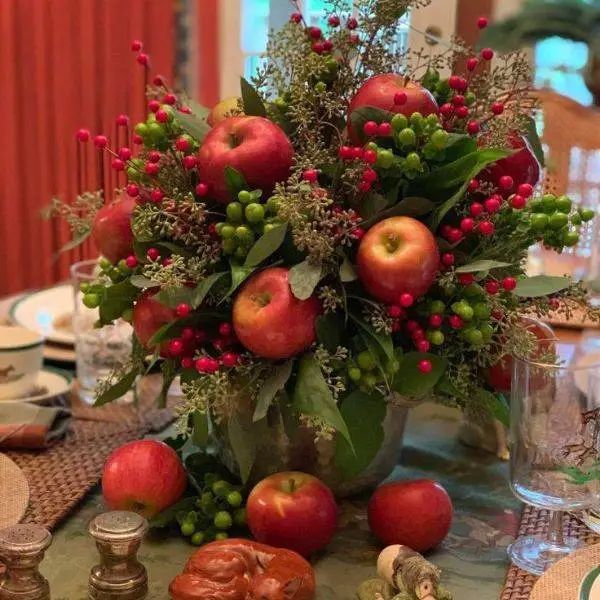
508;338;600;575
71;259;133;404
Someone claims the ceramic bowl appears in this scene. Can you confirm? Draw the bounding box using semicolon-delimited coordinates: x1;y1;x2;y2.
0;326;44;400
580;565;600;600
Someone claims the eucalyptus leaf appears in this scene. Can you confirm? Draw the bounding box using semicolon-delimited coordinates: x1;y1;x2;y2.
455;260;511;273
334;390;387;480
98;279;139;325
154;286;194;309
349;313;394;361
294;354;352;447
244;223;287;267
221;264;255;302
240;77;267;117
130;274;156;289
392;352;447;397
228;409;257;483
339;255;357;283
315;313;343;353
158;359;177;408
444;133;477;161
360;192;388;219
253;360;294;422
512;275;571;298
192;411;210;447
289;260;322;300
187;99;211;121
193;272;227;308
224;166;248;199
173;110;211;143
94;369;138;406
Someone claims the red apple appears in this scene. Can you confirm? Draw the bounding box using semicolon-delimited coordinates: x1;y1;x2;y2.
348;75;438;143
481;132;541;189
132;292;177;349
232;267;320;359
198;116;294;203
102;440;187;518
357;216;439;304
92;195;136;264
368;480;453;552
246;471;338;556
485;317;555;392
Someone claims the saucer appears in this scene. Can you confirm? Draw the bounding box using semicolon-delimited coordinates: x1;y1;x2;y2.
0;369;73;405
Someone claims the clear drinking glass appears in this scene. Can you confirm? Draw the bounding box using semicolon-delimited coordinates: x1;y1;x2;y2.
508;337;600;575
71;259;133;404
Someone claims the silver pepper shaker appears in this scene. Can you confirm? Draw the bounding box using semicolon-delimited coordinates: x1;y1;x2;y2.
87;511;148;600
0;524;52;600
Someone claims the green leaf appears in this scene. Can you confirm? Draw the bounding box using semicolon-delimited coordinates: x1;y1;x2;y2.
362;197;435;228
154;286;194;309
349;106;394;142
455;260;512;273
193;272;227;308
513;275;570;298
130;274;155;289
56;230;91;256
360;192;388;218
240;77;267;117
98;279;139;325
435;374;466;399
147;319;185;347
253;360;294;422
224;166;248;199
444;133;477;161
192;411;210;447
316;313;343;353
494;393;510;428
173;110;211;143
349;313;394;361
149;496;198;529
339;255;357;282
157;359;177;408
221;264;255;302
228;409;257;483
293;354;352;447
244;223;287;267
334;390;387;480
289;260;322;300
187;99;211;121
392;352;447;397
524;115;545;168
94;369;138;406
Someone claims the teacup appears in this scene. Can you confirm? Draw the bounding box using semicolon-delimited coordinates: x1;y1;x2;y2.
0;326;44;400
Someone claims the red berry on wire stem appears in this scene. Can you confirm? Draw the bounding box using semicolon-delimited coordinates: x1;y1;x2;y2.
479;221;495;236
125;256;138;269
76;128;90;142
183;155;197;170
377;122;392;136
429;314;443;328
484;197;501;214
363;121;378;137
328;15;340;26
440;103;454;117
146;247;160;262
499;175;514;192
481;48;494;61
152;75;164;86
150;189;164;202
176;303;191;318
387;305;403;318
131;40;143;51
491;102;505;116
459;274;474;286
418;360;433;374
477;17;489;29
196;183;209;197
137;53;149;65
347;17;358;29
511;194;526;209
290;12;302;23
417;340;431;353
156;109;169;123
460;217;475;233
163;93;177;105
466;57;479;71
148;151;161;163
468;179;479;192
455;106;469;119
362;167;377;183
126;183;139;198
116;114;129;126
452;95;466;107
168;339;184;357
467;121;480;135
399;293;414;308
518;183;534;198
219;323;232;337
94;135;108;148
441;253;455;266
502;277;517;291
486;281;500;295
148;100;160;113
111;158;125;171
181;357;194;369
118;147;132;161
302;169;318;182
449;315;463;329
309;27;322;39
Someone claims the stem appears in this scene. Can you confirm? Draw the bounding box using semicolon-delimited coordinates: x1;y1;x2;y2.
547;511;564;546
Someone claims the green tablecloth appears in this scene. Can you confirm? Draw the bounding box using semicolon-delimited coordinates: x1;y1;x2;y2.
42;403;518;600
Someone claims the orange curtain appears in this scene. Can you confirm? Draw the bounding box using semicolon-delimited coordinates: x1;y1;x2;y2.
196;0;220;108
0;0;175;296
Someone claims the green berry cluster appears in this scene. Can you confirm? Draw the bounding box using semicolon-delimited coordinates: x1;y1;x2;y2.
215;189;281;260
448;285;495;348
133;106;180;151
79;258;133;311
528;194;594;249
347;349;400;391
177;475;247;546
423;69;475;107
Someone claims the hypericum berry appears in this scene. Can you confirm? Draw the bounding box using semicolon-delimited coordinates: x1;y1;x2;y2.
116;114;129;126
162;257;173;267
76;128;90;142
180;106;192;114
477;17;489;29
137;53;149;65
418;360;433;374
339;145;353;159
468;179;479;192
148;150;161;163
196;183;209;196
195;357;211;373
156;109;169;123
309;26;322;39
467;120;480;135
399;293;414;308
176;303;191;318
449;75;461;90
132;134;143;145
150;188;164;202
387;305;403;318
152;75;164;86
348;31;359;43
466;57;479;71
131;40;143;51
492;308;504;320
358;181;371;193
146;247;160;261
394;91;408;105
93;135;108;148
405;320;419;334
219;322;232;337
499;175;514;192
148;100;161;113
118;147;132;161
455;106;469;119
362;167;377;183
181;357;194;369
168;339;184;357
175;137;190;152
417;340;431;353
219;352;239;368
518;183;534;198
491;102;505;116
328;14;340;26
322;40;334;52
441;253;455;266
440;103;453;117
429;314;443;328
460;217;475;233
363;121;378;137
548;297;560;309
125;255;138;269
183;155;197;170
451;95;465;107
485;280;500;295
290;12;302;23
377;122;392;136
459;273;474;285
145;162;159;175
448;315;463;329
447;228;463;244
347;16;358;29
126;183;139;197
481;48;494;61
363;149;377;164
469;203;484;219
351;227;366;240
181;327;195;342
484;197;501;214
302;169;318;182
111;158;125;171
312;42;324;54
502;276;517;291
163;93;177;105
511;194;526;209
479;221;495;236
412;328;425;342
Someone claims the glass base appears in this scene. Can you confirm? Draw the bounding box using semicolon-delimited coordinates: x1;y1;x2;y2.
508;534;584;575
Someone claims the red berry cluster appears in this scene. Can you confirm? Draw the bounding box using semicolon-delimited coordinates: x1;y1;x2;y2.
338;144;382;193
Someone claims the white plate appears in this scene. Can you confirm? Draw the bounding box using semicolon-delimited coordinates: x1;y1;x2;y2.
9;285;75;346
0;369;73;405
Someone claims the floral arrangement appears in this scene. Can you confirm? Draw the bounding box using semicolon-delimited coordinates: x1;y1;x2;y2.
54;0;598;487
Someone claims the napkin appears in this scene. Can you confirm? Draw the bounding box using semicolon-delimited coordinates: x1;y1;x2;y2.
0;402;71;449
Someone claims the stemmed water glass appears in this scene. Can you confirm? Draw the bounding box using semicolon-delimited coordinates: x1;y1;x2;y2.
508;336;600;575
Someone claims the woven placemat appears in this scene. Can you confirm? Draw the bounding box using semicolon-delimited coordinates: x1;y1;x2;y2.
0;454;29;528
3;374;177;530
501;506;600;600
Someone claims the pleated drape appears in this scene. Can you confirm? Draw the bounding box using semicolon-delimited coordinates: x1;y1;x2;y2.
0;0;175;295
